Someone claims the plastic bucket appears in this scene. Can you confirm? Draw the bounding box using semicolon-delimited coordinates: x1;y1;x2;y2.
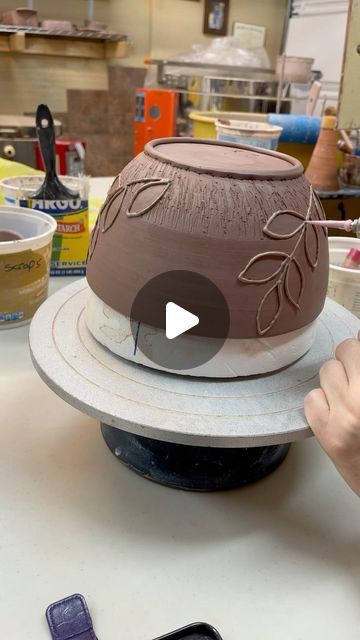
0;205;57;328
189;110;267;139
0;174;90;276
327;236;360;319
216;119;283;150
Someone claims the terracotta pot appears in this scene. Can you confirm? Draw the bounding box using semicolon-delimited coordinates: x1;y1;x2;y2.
305;115;340;191
83;19;107;32
40;20;75;32
1;8;38;27
86;138;329;340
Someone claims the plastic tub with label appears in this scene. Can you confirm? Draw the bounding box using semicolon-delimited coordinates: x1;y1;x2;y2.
327;236;360;319
215;119;283;150
0;206;56;328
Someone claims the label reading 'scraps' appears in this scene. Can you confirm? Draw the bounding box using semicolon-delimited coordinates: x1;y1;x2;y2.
0;245;51;325
20;198;90;276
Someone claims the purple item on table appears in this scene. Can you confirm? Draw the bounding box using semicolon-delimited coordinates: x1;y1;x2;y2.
46;594;97;640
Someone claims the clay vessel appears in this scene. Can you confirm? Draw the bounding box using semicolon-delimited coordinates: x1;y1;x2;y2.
1;8;38;27
83;20;107;32
40;20;76;32
305;114;340;191
87;138;329;340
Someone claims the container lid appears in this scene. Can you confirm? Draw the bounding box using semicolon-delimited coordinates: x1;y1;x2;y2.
144;137;303;180
216;119;283;134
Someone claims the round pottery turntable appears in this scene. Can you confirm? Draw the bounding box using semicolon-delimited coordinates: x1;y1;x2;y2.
29;279;360;491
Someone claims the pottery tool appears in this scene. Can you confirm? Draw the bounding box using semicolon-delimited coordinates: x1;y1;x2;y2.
308;218;360;237
31;104;79;200
340;129;354;154
337;139;353;154
306;80;321;116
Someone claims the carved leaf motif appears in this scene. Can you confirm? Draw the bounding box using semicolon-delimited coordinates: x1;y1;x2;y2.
127;179;171;218
88;217;100;260
305;221;319;268
284;257;304;309
264;209;306;239
108;176;120;195
101;187;127;232
257;281;284;335
238;251;288;284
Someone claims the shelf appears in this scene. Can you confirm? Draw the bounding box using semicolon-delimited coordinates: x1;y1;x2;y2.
0;26;131;59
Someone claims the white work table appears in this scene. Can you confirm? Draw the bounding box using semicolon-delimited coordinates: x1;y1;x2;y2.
1;178;360;639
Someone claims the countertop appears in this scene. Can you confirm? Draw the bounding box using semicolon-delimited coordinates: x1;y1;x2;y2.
1;179;360;639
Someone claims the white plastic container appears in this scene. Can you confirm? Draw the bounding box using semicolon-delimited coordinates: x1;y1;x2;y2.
327;236;360;319
0;206;57;328
0;174;90;276
215;119;283;151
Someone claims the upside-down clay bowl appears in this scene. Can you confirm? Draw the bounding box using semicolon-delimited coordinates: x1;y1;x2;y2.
86;138;329;375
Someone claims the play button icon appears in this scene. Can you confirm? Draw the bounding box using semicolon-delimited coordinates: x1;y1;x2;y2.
165;302;199;340
130;270;230;371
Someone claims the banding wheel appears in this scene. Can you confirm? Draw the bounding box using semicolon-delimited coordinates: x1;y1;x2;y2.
29;280;360;491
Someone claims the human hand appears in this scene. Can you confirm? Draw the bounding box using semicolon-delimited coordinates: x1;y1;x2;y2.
304;331;360;497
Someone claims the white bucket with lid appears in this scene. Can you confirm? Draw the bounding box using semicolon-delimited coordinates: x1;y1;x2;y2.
327;236;360;319
216;119;283;150
0;205;57;328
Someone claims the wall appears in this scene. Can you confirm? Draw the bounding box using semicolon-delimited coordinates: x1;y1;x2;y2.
0;0;288;114
150;0;288;66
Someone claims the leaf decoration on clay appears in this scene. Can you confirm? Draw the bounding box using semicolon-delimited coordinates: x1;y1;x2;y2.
237;185;323;335
284;257;304;309
108;176;120;196
257;281;284;335
238;251;288;284
88;216;100;261
101;187;127;232
304;220;319;268
126;178;171;218
264;209;306;239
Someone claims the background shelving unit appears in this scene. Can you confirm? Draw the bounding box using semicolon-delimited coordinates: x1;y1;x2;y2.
0;24;131;59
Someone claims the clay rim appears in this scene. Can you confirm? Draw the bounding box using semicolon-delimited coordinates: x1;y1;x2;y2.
144;137;304;180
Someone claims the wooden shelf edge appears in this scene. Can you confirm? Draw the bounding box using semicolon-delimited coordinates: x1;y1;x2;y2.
0;32;132;59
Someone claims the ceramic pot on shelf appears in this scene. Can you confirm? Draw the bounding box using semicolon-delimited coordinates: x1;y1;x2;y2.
1;8;38;26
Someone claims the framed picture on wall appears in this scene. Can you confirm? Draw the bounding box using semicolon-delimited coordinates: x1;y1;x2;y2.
203;0;229;36
232;22;266;48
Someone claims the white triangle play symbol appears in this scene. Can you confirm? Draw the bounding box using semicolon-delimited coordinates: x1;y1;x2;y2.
165;302;199;340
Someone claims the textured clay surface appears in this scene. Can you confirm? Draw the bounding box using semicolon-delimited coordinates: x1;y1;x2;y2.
86;138;329;339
